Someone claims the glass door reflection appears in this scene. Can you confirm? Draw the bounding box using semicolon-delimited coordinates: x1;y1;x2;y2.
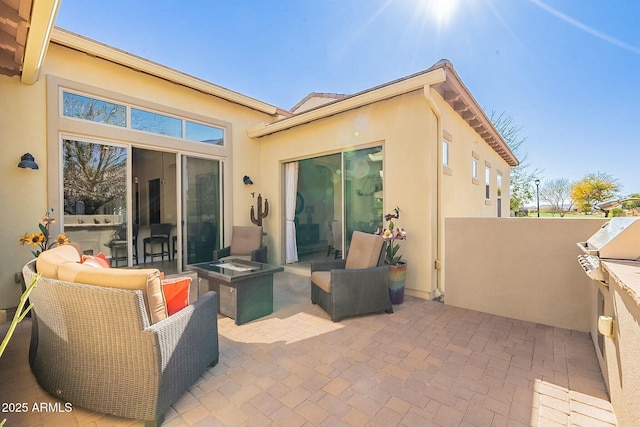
182;156;222;267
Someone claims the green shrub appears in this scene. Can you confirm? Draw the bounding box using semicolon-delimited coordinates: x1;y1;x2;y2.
610;208;624;217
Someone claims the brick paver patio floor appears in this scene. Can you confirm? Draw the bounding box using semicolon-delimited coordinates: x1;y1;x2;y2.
0;271;616;426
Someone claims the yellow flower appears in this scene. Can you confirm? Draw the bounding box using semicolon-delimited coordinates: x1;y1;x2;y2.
19;233;31;246
54;234;69;246
29;233;45;247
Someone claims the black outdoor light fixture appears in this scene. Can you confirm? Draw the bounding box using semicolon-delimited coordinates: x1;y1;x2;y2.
243;175;254;185
535;179;540;217
18;153;39;169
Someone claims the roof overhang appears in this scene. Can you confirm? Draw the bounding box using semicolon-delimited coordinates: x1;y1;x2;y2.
21;0;60;84
432;61;518;167
50;27;282;116
248;60;519;167
247;66;446;138
0;0;60;82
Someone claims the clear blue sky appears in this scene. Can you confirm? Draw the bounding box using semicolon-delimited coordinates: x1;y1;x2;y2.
55;0;639;196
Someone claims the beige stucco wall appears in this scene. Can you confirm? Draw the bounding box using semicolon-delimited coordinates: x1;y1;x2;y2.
0;75;49;307
257;91;438;297
440;105;511;219
256;88;512;299
0;42;273;309
445;217;607;331
595;263;640;426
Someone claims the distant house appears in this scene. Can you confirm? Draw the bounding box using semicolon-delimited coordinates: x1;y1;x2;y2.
0;4;517;307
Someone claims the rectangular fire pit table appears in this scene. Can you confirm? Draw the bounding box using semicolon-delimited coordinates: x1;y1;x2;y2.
187;259;284;325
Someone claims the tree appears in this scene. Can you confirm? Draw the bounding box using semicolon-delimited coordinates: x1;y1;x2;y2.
622;193;640;210
540;178;574;217
63;140;127;215
570;172;620;213
490;112;542;212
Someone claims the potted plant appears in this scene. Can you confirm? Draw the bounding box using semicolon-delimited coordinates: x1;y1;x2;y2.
376;207;407;304
17;210;69;315
19;209;69;258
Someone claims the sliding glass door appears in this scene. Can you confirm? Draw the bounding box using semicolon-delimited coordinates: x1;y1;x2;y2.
62;138;129;264
182;156;222;266
287;145;383;261
343;147;384;253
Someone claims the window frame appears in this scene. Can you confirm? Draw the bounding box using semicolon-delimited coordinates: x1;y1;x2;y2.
61;88;226;146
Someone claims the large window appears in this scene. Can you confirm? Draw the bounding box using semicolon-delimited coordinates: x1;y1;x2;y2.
62;90;225;145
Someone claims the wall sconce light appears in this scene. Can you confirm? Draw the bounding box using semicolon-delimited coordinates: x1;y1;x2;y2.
243;175;254;185
18;153;39;169
598;316;614;338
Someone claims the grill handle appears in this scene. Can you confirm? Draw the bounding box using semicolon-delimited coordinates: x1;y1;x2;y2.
576;241;598;255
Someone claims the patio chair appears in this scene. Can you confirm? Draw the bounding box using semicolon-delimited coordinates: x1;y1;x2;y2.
311;231;392;322
23;256;219;427
213;225;267;263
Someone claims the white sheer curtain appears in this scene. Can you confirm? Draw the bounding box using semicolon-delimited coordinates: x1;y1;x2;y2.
285;162;299;263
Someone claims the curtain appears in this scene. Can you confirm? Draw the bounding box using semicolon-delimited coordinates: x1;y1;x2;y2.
285;162;299;263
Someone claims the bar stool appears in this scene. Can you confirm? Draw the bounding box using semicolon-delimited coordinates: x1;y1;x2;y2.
143;223;171;262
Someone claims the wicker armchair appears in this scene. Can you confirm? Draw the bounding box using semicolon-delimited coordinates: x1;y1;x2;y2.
23;259;219;427
311;231;392;322
213;225;267;263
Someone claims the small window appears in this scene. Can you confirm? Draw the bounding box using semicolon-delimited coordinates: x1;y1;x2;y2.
472;159;478;179
497;173;503;217
442;140;449;166
131;108;182;138
186;121;224;145
63;92;126;126
485;166;491;199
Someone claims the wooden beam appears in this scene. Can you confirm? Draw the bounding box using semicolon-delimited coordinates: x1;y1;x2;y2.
0;28;15;52
443;90;460;102
0;49;18;71
0;2;21;27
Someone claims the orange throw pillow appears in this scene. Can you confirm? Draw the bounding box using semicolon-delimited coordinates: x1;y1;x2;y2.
162;277;191;316
81;253;111;268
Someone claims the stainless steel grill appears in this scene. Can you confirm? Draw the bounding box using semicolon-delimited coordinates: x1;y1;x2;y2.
577;217;640;282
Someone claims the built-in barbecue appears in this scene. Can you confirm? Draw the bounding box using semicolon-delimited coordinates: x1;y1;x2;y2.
577;217;640;282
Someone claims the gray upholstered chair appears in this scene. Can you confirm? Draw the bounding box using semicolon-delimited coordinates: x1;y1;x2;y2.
310;231;392;322
213;225;267;263
23;258;219;427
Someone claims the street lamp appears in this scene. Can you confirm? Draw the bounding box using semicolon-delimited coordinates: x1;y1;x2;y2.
535;179;540;217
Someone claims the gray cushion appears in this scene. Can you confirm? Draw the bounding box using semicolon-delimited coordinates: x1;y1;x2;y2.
230;226;263;256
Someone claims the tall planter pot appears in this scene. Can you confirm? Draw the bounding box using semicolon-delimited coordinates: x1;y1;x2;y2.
388;262;407;305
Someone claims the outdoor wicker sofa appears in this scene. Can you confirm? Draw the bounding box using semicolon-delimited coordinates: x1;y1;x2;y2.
23;245;219;427
310;231;392;322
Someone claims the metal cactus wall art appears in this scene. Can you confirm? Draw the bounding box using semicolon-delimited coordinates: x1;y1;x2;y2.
250;193;269;226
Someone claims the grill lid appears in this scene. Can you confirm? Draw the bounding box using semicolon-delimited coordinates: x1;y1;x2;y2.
583;217;640;260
